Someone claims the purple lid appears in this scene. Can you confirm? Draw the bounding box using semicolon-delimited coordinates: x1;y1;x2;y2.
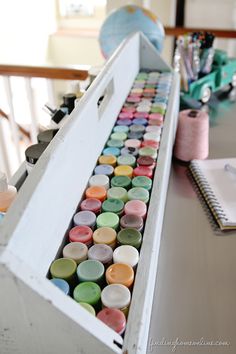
117;119;132;126
88;244;113;265
73;210;96;228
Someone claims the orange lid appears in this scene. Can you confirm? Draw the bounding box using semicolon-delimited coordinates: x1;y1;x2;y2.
114;165;133;178
85;186;107;201
106;263;134;288
93;227;117;246
99;155;117;167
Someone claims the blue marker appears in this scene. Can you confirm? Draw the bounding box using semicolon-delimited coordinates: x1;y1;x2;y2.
50;278;70;295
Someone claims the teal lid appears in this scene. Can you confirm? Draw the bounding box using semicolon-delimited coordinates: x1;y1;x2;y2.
107;187;128;202
102;198;124;214
132;176;152;191
96;212;120;229
110;132;127;141
128;187;149;203
117;228;142;249
138;147;157;159
103;147;120;157
107;139;124;148
117;155;136;167
113;125;129;133
77;260;105;282
111;176;131;189
73;282;101;306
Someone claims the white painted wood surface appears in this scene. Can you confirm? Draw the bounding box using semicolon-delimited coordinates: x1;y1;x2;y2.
0;33;179;354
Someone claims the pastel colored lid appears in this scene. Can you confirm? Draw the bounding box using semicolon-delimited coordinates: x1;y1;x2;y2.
138;147;158;159
146;125;162;133
50;278;70;295
149;113;164;121
143;132;161;143
96;212;119;230
118;112;133;119
79;302;96;316
94;164;114;176
73;282;101;305
93;227;117;246
69;225;93;244
124;139;141;149
107;139;124;148
89;174;110;190
97;308;126;334
120;147;139;157
77;260;105;282
73;210;96;227
113;125;129;133
80;198;102;214
117;155;136;167
117;228;142;249
50;258;77;281
124;200;147;219
129;124;145;133
120;214;143;231
133;112;149;118
101;284;131;308
128;187;149;203
111;175;131;189
127;131;143;140
132;176;152;191
63;242;88;264
98;155;117;167
110;132;127;141
0;212;5;222
88;244;113;264
85;186;107;201
126;96;141;103
113;245;139;268
121;106;136;113
106;263;134;287
102;198;124;214
103;147;120;157
116;119;132;126
133;118;148;126
137;156;155;168
114;165;133;178
107;187;128;202
133;166;153;178
141;140;159;149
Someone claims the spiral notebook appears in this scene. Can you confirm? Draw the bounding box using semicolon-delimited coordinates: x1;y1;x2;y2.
189;158;236;230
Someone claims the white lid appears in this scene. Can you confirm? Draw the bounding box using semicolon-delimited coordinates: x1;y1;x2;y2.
0;172;8;192
113;245;139;268
143;132;161;142
89;174;110;190
101;284;131;309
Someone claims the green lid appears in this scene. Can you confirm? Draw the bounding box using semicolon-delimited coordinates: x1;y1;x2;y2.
107;139;124;148
96;212;120;229
138;147;157;158
50;258;77;281
110;132;127;141
102;198;124;214
132;176;152;191
77;260;105;282
73;282;101;306
117;228;142;249
128;187;149;203
107;187;128;202
113;125;129;133
79;302;96;316
111;176;131;189
117;155;136;167
150;107;165;114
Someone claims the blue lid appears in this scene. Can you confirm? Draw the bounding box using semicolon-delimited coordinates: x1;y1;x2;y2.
50;278;70;295
94;164;114;176
103;147;120;157
133;118;148;126
116;119;132;126
113;125;129;133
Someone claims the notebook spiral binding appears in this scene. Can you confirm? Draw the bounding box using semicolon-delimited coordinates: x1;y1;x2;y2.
189;161;228;222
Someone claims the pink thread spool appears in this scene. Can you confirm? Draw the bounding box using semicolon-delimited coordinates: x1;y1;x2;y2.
174;109;209;162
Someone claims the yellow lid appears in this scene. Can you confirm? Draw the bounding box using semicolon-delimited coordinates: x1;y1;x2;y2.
99;155;117;167
93;227;117;246
114;165;133;178
106;263;134;288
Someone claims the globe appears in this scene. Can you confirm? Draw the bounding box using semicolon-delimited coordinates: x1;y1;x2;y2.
99;5;165;59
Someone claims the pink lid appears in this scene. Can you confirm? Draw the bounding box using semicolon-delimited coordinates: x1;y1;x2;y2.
149;113;164;123
97;308;126;335
80;198;102;214
141;140;159;149
124;200;147;219
125;139;141;149
69;225;93;245
133;166;153;178
118;112;133;120
126;96;141;103
133;112;149;119
121;106;136;113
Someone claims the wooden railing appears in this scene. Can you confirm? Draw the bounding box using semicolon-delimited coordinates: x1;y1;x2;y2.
165;26;236;39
